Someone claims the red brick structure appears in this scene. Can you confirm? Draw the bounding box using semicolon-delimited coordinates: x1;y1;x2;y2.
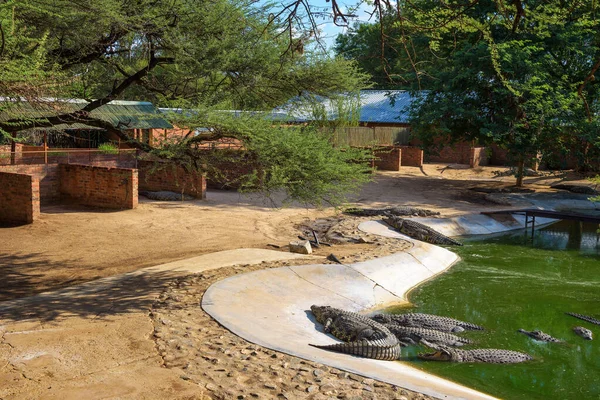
0;171;40;224
398;146;424;167
59;164;138;209
0;164;60;204
138;160;206;199
373;147;402;171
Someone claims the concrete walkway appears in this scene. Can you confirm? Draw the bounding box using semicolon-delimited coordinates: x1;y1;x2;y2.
0;249;317;399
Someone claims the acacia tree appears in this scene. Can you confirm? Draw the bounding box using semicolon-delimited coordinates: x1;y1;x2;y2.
0;0;373;206
334;1;600;185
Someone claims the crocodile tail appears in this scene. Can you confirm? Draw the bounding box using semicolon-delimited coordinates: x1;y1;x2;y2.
460;321;485;331
566;312;600;326
309;341;400;361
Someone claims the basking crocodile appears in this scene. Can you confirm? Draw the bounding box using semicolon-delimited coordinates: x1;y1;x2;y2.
566;312;600;326
372;313;484;333
518;329;563;343
309;305;401;360
573;326;593;340
418;341;532;364
385;324;473;347
344;207;440;218
382;216;463;246
139;190;194;201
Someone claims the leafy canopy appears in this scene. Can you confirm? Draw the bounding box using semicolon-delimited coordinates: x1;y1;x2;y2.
0;0;373;206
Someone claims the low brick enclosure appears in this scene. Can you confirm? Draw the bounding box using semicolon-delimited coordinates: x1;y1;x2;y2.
371;146;424;171
0;171;40;224
59;164;138;209
398;146;424;167
138;160;206;199
373;147;401;171
0;164;60;204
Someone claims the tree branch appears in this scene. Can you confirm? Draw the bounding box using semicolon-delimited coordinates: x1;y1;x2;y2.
577;58;600;122
0;54;174;135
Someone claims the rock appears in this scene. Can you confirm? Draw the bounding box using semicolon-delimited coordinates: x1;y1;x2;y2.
289;240;312;254
205;383;218;392
320;383;336;393
306;385;319;393
313;369;325;378
264;383;277;389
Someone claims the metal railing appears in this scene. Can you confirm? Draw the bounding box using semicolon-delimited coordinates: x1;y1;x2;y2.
0;148;139;167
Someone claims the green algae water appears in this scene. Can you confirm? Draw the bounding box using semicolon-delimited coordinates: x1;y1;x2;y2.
395;221;600;400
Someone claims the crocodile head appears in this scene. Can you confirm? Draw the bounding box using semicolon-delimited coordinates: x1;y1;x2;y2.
574;326;593;340
310;305;336;325
371;314;393;324
382;215;403;228
418;348;456;362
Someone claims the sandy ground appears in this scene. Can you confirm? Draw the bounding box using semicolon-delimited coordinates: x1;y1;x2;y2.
0;164;595;399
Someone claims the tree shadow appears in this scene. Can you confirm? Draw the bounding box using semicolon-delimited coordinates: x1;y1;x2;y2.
0;252;180;322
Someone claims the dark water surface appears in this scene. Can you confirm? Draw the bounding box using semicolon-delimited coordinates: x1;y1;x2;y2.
391;221;600;400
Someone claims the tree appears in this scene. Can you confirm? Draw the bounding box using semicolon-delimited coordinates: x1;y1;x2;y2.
0;0;372;206
333;1;600;185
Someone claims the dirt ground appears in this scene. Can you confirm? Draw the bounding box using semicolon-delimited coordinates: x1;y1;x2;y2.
0;164;596;399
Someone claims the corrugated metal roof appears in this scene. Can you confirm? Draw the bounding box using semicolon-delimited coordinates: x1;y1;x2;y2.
274;90;418;124
0;99;173;130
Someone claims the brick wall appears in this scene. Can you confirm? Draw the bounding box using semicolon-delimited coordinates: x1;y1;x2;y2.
373;147;401;171
398;146;424;167
59;164;138;209
425;142;472;164
0;171;40;224
0;164;60;204
0;144;24;165
138;160;206;199
470;147;489;168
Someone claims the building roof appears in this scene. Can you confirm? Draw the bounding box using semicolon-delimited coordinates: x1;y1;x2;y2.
275;90;417;124
0;98;173;131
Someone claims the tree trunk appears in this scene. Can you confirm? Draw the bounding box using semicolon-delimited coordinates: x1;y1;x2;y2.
516;158;524;187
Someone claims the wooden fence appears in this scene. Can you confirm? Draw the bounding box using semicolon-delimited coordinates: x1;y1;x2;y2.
333;126;411;147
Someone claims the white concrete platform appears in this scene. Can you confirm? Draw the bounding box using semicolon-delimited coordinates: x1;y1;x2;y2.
409;213;557;237
202;241;498;399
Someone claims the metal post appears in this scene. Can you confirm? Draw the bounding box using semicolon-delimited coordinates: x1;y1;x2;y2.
531;215;536;240
43;131;48;165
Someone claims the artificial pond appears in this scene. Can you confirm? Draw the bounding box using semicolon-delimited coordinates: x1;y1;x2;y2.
392;221;599;399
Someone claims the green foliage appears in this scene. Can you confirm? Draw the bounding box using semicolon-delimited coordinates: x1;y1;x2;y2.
0;0;373;206
98;142;119;155
147;112;373;207
335;1;600;180
590;175;600;203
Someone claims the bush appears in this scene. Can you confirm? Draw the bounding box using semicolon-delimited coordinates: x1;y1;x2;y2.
98;142;119;155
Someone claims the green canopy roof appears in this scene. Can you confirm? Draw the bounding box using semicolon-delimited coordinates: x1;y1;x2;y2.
0;99;173;131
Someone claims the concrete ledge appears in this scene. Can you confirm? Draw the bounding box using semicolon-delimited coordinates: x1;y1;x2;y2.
202;242;496;399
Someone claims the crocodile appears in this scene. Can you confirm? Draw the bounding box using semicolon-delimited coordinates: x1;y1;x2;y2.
344;207;440;218
384;324;473;347
382;216;463;246
566;312;600;326
518;329;563;343
573;326;593;340
139;190;194;201
372;313;484;333
309;305;401;360
418;340;532;364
